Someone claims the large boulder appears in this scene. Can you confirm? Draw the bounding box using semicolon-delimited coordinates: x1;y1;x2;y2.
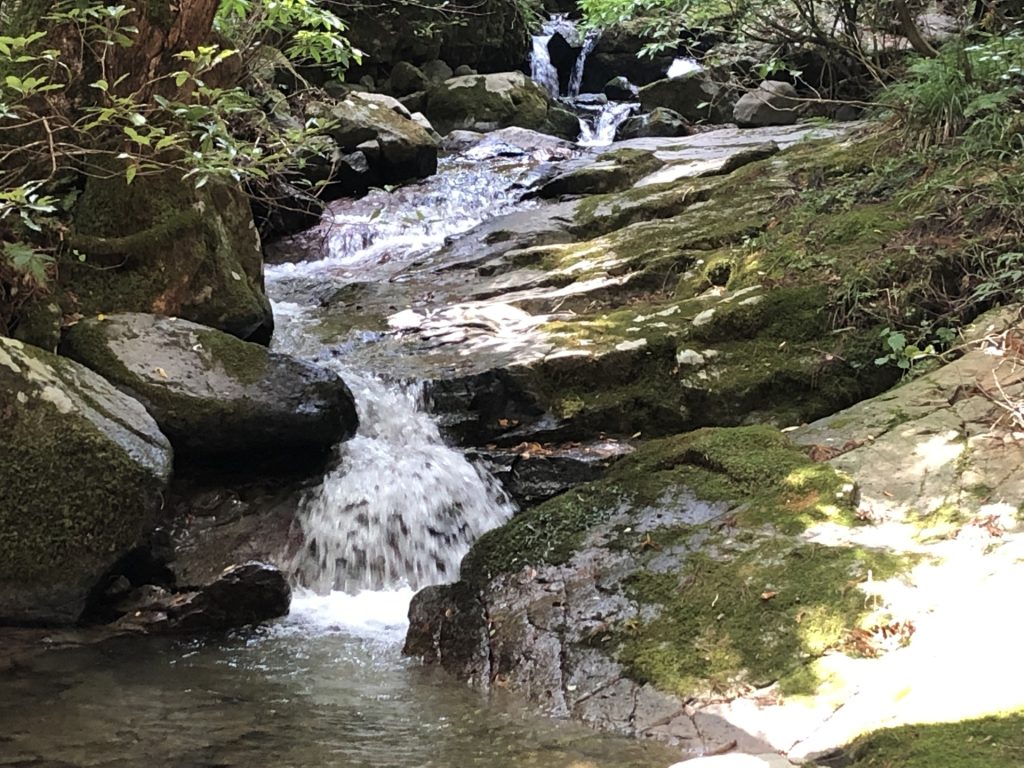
61;313;358;464
423;72;581;138
388;61;429;96
580;20;680;91
405;427;906;751
639;71;732;124
733;80;800;127
615;107;691;140
0;337;172;625
66;173;274;343
325;92;440;184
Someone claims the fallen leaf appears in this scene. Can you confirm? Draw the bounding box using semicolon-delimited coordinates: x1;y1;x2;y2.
760;591;777;601
155;367;168;378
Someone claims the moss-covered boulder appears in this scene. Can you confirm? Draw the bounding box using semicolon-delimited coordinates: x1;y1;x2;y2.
423;72;581;138
65;173;273;343
405;426;906;750
534;148;665;198
61;313;358;464
0;337;172;625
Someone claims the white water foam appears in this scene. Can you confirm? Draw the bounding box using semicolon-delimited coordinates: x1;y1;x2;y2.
289;368;515;594
282;587;415;641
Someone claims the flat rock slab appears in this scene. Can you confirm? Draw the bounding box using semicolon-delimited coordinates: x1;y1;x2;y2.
62;313;358;463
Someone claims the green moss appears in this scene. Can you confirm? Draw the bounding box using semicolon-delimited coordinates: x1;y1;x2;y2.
689;286;829;344
844;712;1024;767
460;481;633;586
618;542;907;696
0;343;165;609
64;171;271;340
195;329;269;385
462;426;861;587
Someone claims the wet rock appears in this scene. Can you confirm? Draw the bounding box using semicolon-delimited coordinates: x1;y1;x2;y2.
581;20;678;91
114;562;290;633
61;313;357;465
639;71;732;124
604;75;638;101
472;439;629;507
453;64;477;76
716;141;780;175
404;427;896;744
534;148;664;198
389;61;428;96
615;107;691;140
733;81;800;128
0;337;172;625
423;71;580;138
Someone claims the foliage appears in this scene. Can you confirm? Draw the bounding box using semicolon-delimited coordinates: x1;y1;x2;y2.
0;0;355;332
886;32;1024;149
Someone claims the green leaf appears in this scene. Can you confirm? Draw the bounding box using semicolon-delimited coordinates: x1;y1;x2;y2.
125;164;137;185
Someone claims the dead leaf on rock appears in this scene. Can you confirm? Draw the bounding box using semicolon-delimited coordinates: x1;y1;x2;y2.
760;591;778;601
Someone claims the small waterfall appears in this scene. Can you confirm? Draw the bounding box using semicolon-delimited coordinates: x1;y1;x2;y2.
567;27;600;97
668;57;703;79
578;101;639;146
531;35;560;98
290;369;515;593
530;14;599;99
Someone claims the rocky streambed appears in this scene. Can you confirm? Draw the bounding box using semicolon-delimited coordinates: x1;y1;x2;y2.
3;80;1024;768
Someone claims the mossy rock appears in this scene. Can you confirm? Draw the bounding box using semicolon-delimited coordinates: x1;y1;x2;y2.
65;172;274;342
408;426;910;716
535;148;665;198
842;712;1024;768
0;336;172;625
61;313;358;465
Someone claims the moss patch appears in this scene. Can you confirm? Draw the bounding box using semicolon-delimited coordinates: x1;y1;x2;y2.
618;541;906;696
844;712;1024;768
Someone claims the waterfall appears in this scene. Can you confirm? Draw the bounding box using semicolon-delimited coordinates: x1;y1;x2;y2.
266;155;537;596
531;33;560;98
530;14;599;99
289;369;515;593
578;101;639;146
567;27;600;98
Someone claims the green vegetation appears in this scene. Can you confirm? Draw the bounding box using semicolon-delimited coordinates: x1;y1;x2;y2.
843;712;1024;768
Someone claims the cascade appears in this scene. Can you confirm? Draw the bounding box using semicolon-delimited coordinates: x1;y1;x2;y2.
289;369;514;593
530;14;600;99
578;101;639;145
267;154;531;595
567;27;601;98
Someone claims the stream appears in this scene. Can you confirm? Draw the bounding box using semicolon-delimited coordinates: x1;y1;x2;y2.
0;145;679;768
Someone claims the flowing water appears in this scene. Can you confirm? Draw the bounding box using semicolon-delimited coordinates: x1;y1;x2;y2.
577;101;639;146
0;147;679;767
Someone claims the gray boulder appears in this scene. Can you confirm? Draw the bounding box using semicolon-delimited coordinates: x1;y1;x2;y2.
322;92;439;184
615;107;690;140
389;61;428;96
733;80;800;127
423;71;580;139
603;75;637;101
61;314;358;462
422;59;454;84
0;337;172;625
638;71;731;123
